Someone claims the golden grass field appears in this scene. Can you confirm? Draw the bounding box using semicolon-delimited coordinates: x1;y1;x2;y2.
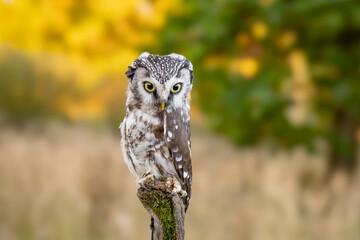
0;121;359;240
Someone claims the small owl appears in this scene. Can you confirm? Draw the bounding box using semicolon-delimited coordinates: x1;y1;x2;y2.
120;52;193;210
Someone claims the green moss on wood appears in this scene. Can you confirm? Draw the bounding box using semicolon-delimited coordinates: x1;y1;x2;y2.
140;191;176;240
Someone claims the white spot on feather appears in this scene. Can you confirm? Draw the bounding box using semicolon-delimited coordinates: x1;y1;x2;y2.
167;131;173;138
175;155;182;162
184;171;189;178
175;125;179;129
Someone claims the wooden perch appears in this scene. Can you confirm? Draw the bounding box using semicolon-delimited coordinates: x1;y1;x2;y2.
137;179;185;240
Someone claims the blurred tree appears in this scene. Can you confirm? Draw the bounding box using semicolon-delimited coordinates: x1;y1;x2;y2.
0;45;127;125
0;0;179;77
0;0;180;124
154;0;360;168
0;45;82;121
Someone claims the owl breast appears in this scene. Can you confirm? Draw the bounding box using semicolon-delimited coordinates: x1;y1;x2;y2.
120;109;177;180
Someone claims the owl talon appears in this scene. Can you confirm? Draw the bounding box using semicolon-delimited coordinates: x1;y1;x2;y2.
137;174;157;191
180;190;187;198
150;175;156;183
139;183;150;191
165;182;174;193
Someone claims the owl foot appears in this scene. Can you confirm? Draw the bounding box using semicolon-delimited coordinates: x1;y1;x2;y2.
150;175;157;183
165;177;187;198
139;183;150;191
138;174;157;191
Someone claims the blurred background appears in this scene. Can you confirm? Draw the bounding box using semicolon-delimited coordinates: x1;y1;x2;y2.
1;0;360;239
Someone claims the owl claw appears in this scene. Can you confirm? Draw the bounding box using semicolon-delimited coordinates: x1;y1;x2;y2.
143;174;157;183
165;182;174;193
138;174;157;191
180;190;187;198
139;183;150;191
150;175;156;183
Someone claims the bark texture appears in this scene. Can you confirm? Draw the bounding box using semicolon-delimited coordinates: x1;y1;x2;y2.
137;179;185;240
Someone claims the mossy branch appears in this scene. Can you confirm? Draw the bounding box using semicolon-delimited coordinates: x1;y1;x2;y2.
137;179;185;240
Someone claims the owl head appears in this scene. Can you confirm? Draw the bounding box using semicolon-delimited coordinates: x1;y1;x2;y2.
125;52;193;113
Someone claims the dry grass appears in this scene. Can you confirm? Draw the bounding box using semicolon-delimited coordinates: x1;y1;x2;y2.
0;123;359;240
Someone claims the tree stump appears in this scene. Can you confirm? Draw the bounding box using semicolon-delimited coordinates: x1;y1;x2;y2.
137;179;185;240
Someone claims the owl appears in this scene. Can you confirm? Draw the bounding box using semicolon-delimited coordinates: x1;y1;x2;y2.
120;52;193;210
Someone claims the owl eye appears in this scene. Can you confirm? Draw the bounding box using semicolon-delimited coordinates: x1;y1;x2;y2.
144;82;155;92
171;83;182;93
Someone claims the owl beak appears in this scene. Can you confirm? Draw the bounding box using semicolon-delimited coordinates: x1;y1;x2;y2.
160;100;165;111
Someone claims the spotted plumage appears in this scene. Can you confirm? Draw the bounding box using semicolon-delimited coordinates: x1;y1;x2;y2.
120;52;193;211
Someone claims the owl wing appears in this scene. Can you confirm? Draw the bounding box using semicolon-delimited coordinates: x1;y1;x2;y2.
165;103;192;211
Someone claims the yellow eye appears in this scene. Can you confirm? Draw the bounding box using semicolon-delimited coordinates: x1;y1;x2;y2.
171;83;182;93
144;82;155;92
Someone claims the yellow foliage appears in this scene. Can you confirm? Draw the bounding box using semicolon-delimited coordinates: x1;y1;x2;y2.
0;0;172;72
229;57;259;78
284;50;315;126
236;33;252;48
0;0;179;121
288;50;314;102
288;50;309;85
203;54;226;70
251;21;268;40
277;30;297;50
65;98;106;120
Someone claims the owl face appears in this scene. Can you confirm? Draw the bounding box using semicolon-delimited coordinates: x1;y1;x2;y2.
126;53;193;112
